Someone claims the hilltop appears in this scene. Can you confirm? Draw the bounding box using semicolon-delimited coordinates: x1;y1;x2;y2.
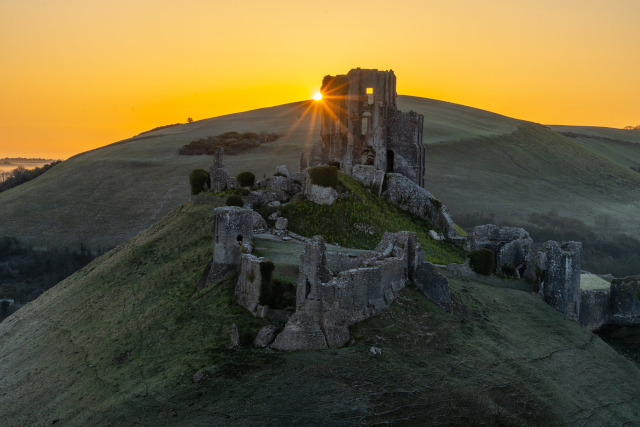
0;96;639;251
1;202;639;426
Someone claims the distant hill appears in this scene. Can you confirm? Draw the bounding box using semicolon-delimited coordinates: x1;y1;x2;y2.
1;203;638;426
547;125;640;173
0;96;639;250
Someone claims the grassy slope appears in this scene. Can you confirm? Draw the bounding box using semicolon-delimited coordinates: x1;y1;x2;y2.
548;125;640;143
547;125;640;172
0;96;518;249
424;123;640;235
1;203;639;426
2;96;639;249
281;173;467;264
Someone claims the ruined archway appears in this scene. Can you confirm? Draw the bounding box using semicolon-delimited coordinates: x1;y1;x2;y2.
386;150;394;173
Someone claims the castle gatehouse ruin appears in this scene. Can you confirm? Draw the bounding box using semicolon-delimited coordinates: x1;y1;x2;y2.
320;68;426;187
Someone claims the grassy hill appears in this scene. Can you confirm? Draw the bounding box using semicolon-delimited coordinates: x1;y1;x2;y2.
1;203;639;426
0;96;520;250
1;95;639;251
547;125;640;173
424;123;640;235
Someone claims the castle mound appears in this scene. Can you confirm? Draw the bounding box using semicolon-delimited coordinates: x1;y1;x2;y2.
1;203;639;425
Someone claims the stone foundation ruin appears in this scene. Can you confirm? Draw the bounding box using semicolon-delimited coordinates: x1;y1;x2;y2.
204;203;454;351
268;232;451;351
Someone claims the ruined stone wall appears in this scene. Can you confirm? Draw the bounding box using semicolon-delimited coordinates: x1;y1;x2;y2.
236;254;262;313
272;232;452;351
579;289;611;331
388;110;426;187
467;225;533;275
609;278;640;325
319;68;424;188
540;241;582;320
381;173;458;239
207;206;254;283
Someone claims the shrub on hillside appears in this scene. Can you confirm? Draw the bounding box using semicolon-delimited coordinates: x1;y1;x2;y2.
501;262;517;278
468;249;494;276
233;187;250;196
226;195;244;207
179;131;280;156
189;169;210;195
308;166;338;189
258;260;296;310
236;171;255;187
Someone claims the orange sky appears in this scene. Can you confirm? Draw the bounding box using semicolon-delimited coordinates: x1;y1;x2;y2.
1;0;639;158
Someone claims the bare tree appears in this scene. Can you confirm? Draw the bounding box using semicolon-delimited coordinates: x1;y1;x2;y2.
187;117;194;123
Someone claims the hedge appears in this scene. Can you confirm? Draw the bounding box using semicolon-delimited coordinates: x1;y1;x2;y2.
226;195;244;207
468;249;494;276
189;169;210;195
308;166;338;189
236;171;255;187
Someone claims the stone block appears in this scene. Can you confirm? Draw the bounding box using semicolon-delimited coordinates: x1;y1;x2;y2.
382;173;457;238
254;325;278;348
541;241;581;320
609;277;640;325
243;191;266;209
579;289;610;331
270;312;328;351
306;184;338;206
210;168;230;192
236;254;262;314
276;165;291;177
414;261;452;312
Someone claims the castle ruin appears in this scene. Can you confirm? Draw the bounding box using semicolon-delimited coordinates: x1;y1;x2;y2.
320;68;426;187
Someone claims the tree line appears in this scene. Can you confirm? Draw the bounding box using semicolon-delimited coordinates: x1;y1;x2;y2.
0;161;62;193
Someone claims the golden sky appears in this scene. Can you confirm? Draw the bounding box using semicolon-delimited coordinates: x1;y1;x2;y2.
1;0;639;158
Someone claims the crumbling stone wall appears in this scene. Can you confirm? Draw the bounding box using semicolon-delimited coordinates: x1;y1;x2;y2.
381;173;458;239
579;289;611;331
236;254;262;313
319;68;425;187
466;225;533;276
271;232;452;351
207;206;254;283
609;277;640;325
539;241;582;320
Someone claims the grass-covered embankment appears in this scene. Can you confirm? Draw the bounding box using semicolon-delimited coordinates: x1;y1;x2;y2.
1;203;640;425
281;173;467;265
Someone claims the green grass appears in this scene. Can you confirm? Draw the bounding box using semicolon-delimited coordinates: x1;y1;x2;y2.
281;173;467;265
1;203;640;425
580;273;611;291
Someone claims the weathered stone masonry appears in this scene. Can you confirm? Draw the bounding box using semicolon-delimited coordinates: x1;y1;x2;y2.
270;232;452;351
320;68;426;187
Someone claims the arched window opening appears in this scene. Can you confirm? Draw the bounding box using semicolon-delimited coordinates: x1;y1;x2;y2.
236;235;243;245
386;150;394;173
366;87;374;105
361;112;371;136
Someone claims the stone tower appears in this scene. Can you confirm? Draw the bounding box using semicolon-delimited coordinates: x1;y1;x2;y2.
319;68;426;187
207;206;254;283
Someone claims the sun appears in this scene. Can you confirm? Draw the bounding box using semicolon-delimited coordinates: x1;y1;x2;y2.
313;92;322;101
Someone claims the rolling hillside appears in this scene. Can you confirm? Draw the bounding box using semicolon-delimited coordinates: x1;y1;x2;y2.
1;96;639;250
548;125;640;172
1;203;639;426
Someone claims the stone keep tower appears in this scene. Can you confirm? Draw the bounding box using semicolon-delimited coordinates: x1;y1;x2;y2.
320;68;426;187
207;206;254;283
